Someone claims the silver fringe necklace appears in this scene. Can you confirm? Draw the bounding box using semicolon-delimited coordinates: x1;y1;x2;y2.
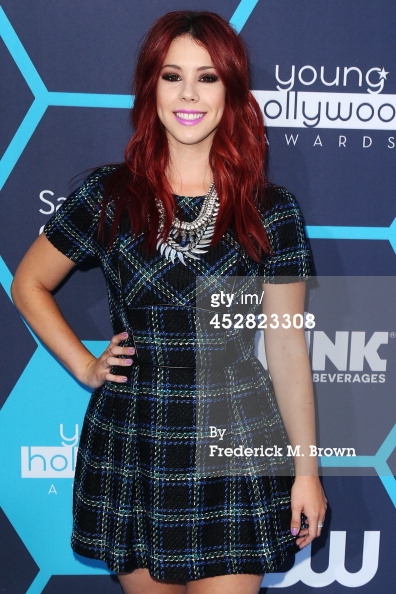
156;182;219;265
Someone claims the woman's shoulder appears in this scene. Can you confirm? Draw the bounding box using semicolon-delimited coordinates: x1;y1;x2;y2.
260;183;303;216
57;163;126;218
76;163;124;196
44;164;124;240
257;183;314;279
258;183;308;235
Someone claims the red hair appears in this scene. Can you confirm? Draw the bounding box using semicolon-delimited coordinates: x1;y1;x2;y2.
105;11;270;260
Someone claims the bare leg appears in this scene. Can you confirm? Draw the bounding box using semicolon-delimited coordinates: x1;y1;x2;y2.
187;573;264;594
118;568;187;594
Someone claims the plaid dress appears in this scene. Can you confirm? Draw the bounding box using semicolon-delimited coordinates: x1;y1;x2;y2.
44;166;314;582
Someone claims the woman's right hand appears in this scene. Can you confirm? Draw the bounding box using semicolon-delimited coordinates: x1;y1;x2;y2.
82;332;135;388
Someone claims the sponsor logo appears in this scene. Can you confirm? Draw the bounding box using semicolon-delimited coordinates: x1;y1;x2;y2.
254;90;396;130
38;190;66;234
259;330;389;383
307;330;388;383
21;424;79;478
253;63;394;149
272;132;395;149
263;531;380;588
274;64;388;94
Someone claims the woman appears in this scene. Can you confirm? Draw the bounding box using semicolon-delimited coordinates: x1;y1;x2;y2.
12;11;327;594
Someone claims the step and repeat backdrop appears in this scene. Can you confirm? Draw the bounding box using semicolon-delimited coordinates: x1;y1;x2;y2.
0;1;395;593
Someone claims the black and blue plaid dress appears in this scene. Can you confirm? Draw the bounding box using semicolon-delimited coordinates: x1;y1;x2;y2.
44;166;313;582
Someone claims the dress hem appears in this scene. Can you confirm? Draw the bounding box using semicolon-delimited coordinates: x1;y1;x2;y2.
71;541;299;583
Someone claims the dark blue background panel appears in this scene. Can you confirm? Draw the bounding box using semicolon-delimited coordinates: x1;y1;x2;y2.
1;1;395;592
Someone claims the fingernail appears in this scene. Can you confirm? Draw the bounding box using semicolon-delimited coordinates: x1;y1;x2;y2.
125;359;133;365
122;332;128;338
291;527;299;536
121;377;128;383
127;348;135;354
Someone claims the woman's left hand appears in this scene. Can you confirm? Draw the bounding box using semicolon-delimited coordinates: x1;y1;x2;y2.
290;475;327;548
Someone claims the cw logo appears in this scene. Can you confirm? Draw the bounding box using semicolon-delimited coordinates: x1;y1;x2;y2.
263;531;380;588
308;331;388;372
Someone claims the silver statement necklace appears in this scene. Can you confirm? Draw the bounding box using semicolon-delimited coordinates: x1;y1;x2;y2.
156;182;220;265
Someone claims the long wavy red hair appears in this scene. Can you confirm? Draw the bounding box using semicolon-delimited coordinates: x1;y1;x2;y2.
104;10;270;260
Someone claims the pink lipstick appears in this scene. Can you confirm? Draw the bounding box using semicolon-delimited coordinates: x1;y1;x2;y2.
173;110;206;126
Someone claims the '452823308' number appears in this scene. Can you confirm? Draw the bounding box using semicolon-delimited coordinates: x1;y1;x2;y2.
209;313;316;330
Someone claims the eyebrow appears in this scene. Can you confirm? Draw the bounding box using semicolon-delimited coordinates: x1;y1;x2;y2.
161;64;216;71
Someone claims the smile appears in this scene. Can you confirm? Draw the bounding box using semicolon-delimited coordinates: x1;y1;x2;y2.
174;111;205;125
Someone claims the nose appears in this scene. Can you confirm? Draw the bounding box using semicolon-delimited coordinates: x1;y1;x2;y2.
179;78;199;102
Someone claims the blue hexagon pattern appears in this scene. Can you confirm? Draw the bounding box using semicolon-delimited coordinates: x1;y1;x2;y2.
1;1;395;592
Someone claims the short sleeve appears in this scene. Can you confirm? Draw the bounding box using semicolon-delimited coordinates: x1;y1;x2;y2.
44;167;114;264
260;186;314;281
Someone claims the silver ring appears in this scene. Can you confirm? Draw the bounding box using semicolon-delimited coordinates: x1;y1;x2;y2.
317;523;324;528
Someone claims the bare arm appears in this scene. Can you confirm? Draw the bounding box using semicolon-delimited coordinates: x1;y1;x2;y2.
263;281;327;547
11;233;133;387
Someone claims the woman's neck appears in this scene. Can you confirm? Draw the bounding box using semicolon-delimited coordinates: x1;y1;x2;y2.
166;141;212;196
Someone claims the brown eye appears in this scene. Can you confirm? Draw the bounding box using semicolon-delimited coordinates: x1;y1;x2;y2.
199;74;219;83
162;73;181;82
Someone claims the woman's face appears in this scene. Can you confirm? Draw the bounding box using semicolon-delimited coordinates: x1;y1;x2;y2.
156;35;226;152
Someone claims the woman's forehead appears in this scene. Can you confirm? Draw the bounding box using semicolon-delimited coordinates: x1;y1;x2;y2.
162;36;214;68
